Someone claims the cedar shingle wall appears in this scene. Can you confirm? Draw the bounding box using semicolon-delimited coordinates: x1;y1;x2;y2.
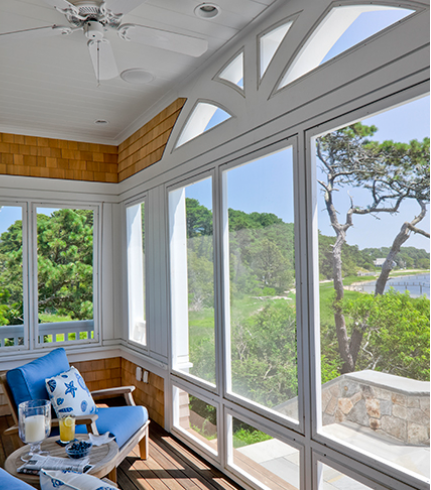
117;98;186;182
0;97;186;184
121;359;164;427
0;134;118;183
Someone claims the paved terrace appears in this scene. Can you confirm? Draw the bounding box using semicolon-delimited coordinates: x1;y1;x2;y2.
237;421;430;490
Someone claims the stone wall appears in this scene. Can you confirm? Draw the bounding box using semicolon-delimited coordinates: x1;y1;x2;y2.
321;370;430;446
276;370;430;446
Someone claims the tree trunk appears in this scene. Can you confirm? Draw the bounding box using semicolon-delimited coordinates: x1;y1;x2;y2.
332;233;355;373
375;223;409;295
375;201;429;295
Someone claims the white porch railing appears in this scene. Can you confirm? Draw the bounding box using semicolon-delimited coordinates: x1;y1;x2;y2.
0;320;94;347
0;325;24;347
38;320;94;344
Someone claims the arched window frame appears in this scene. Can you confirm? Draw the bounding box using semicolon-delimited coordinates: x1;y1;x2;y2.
272;0;421;95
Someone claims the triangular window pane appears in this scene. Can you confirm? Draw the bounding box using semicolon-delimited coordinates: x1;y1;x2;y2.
279;5;413;88
176;103;232;148
219;52;244;89
260;21;293;78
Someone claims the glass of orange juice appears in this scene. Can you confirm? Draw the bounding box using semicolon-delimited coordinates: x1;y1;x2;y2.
59;415;75;444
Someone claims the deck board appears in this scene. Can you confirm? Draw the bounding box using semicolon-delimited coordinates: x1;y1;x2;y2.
0;415;244;490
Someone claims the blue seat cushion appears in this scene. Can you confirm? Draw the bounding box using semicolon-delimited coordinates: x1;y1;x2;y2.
6;348;70;409
0;468;35;489
75;406;149;449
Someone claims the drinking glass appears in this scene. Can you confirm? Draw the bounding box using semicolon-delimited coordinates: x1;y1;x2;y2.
59;414;75;444
18;399;51;462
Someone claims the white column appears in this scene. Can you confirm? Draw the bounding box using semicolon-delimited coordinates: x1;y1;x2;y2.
169;187;192;370
126;204;145;344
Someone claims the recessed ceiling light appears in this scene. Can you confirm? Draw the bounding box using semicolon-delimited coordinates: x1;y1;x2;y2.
120;68;154;84
94;119;109;125
194;3;220;18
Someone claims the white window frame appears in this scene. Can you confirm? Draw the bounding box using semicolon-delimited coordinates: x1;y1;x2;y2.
276;1;421;92
257;15;297;82
171;377;221;465
168;169;220;394
219;137;304;434
305;88;430;490
224;405;305;490
125;195;149;350
0;200;29;353
32;202;100;349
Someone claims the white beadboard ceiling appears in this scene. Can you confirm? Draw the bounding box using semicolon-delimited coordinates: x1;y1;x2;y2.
0;0;275;144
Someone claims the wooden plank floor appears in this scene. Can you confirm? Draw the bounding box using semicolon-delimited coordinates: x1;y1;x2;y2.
0;415;244;490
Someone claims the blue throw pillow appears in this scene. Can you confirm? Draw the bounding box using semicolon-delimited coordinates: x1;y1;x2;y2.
45;367;96;417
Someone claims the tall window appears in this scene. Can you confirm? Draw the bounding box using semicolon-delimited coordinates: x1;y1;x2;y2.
223;147;299;422
36;206;95;345
169;176;216;385
126;201;146;346
0;204;26;349
313;97;430;480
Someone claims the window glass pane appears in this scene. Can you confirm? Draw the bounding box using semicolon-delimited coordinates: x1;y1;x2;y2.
315;97;430;479
318;463;372;489
37;207;94;344
260;21;293;78
219;52;244;89
0;206;24;347
174;387;218;453
231;416;299;490
170;178;215;384
176;103;231;148
224;147;298;419
127;202;146;345
279;5;413;88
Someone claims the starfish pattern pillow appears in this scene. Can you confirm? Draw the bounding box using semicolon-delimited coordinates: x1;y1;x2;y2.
45;366;97;417
40;469;117;490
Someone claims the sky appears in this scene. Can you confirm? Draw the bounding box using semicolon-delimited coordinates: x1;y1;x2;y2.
186;95;430;253
321;8;412;64
0;207;60;235
316;96;430;252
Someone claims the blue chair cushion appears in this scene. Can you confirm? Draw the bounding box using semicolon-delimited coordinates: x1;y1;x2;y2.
75;406;149;449
6;348;70;409
0;467;35;489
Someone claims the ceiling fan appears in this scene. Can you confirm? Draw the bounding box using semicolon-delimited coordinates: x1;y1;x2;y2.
0;0;209;82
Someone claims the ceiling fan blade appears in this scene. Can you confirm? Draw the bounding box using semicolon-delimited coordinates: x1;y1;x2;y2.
106;0;148;15
87;38;119;81
118;24;208;57
0;25;73;42
42;0;76;10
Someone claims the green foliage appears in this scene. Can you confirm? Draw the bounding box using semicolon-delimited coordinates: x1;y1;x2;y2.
186;198;213;237
342;291;430;380
361;246;429;270
189;395;217;425
36;209;93;320
231;300;298;407
0;208;94;324
0;288;11;326
318;235;429;280
233;427;272;448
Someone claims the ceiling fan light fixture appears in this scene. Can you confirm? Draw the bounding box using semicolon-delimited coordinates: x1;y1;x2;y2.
194;3;220;18
120;68;154;84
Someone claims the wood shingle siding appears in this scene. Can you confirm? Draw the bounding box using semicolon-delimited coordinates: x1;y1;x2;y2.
0;98;186;183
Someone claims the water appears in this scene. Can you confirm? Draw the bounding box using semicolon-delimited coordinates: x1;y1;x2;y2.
359;273;430;299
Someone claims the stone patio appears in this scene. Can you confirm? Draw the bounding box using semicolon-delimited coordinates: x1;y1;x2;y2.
236;418;430;490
